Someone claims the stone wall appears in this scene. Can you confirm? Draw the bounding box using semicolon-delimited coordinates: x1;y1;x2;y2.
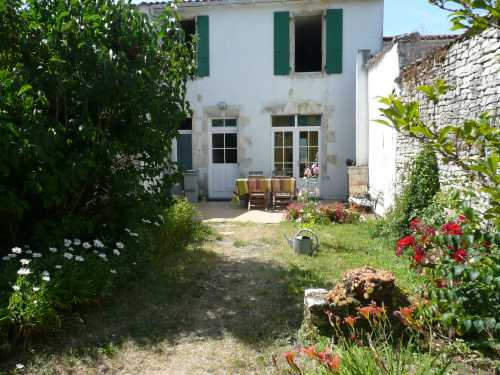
394;28;500;209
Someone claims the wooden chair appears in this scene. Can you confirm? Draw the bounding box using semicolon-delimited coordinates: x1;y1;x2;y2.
248;177;268;210
271;178;295;210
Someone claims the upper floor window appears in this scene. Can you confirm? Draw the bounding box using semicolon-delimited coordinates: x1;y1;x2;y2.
294;15;323;73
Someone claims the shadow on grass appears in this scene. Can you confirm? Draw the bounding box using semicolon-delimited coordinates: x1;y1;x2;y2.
1;245;326;370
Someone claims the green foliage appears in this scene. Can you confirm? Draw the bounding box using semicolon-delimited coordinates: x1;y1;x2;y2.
0;0;193;247
377;147;440;237
378;81;500;227
0;200;207;352
429;0;500;34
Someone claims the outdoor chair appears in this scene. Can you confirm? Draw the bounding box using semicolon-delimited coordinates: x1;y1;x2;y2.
271;178;295;210
247;176;268;210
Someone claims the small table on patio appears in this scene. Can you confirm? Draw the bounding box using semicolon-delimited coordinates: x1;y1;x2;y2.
232;178;296;207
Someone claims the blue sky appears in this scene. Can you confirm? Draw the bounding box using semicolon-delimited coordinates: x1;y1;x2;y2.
384;0;458;36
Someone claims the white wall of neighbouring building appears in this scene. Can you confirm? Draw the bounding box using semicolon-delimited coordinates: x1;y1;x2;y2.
367;43;399;215
142;0;384;200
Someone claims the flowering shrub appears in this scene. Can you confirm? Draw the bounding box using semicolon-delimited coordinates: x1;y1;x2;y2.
395;212;500;342
0;199;206;351
285;202;360;225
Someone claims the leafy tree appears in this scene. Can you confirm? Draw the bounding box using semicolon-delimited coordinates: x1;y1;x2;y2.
429;0;500;34
0;0;194;247
377;81;499;227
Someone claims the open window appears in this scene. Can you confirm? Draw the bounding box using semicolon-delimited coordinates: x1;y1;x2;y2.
294;15;323;73
180;19;196;46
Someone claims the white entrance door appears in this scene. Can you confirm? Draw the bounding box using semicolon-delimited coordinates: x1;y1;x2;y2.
209;118;239;199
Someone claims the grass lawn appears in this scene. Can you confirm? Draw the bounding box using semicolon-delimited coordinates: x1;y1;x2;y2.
2;220;491;374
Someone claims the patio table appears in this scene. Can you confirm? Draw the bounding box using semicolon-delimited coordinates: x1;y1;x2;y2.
232;178;296;204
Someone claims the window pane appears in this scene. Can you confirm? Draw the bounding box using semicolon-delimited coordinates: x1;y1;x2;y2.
298;115;321;127
272;116;294;127
284;147;293;163
284;132;293;146
299;131;308;147
212;134;224;148
225;133;237;148
310;131;319;146
274;148;283;163
309;147;319;163
213;149;224;164
225;118;237;127
294;15;322;72
299;147;308;163
300;163;307;177
284;164;294;177
212;119;224;127
225;149;237;163
180;118;193;131
275;132;283;147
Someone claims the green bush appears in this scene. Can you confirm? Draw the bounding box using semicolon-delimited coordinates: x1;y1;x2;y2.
378;146;440;238
0;0;192;248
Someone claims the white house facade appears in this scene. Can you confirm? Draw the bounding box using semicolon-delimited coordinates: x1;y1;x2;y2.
139;0;384;200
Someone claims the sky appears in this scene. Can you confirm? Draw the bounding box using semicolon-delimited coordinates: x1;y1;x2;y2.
133;0;461;37
384;0;459;36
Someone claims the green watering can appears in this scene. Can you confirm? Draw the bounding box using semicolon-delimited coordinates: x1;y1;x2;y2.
284;229;320;256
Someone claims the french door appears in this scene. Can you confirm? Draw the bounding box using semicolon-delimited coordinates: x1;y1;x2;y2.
271;115;321;179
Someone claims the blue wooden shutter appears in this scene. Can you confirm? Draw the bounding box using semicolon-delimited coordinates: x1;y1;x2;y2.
274;11;290;75
177;134;193;170
196;15;209;77
326;9;343;74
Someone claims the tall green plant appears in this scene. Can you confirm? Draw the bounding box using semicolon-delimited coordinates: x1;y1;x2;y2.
0;0;194;246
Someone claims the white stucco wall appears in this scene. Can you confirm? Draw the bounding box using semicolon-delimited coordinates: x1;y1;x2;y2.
142;0;384;200
367;43;399;214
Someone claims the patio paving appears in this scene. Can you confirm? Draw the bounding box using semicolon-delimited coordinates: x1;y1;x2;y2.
195;201;285;224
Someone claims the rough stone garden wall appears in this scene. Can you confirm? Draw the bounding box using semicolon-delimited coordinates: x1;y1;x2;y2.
394;28;500;208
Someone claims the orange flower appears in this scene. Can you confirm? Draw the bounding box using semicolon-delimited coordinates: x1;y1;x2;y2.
283;351;296;365
357;303;385;320
301;346;317;359
317;350;341;372
344;315;360;328
399;305;415;320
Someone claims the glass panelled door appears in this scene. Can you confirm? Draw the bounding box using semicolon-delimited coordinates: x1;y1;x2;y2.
272;115;321;178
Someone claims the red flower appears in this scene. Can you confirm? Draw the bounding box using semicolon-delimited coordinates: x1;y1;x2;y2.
441;222;463;236
457;214;466;223
396;235;415;256
413;246;425;264
452;249;467;262
301;346;317;359
410;218;422;231
317;351;341;372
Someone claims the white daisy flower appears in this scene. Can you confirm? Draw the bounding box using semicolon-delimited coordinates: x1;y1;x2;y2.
129;232;139;237
20;259;31;265
142;218;152;224
125;227;131;233
75;255;84;262
98;253;107;260
116;242;124;249
12;247;22;254
16;363;25;369
42;275;50;282
94;239;104;248
63;252;73;260
33;287;40;292
113;249;120;256
12;285;20;291
32;252;42;258
17;267;31;276
55;265;62;269
73;239;81;246
26;250;32;254
82;242;91;249
49;247;58;253
110;269;117;274
64;239;72;247
154;221;160;226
